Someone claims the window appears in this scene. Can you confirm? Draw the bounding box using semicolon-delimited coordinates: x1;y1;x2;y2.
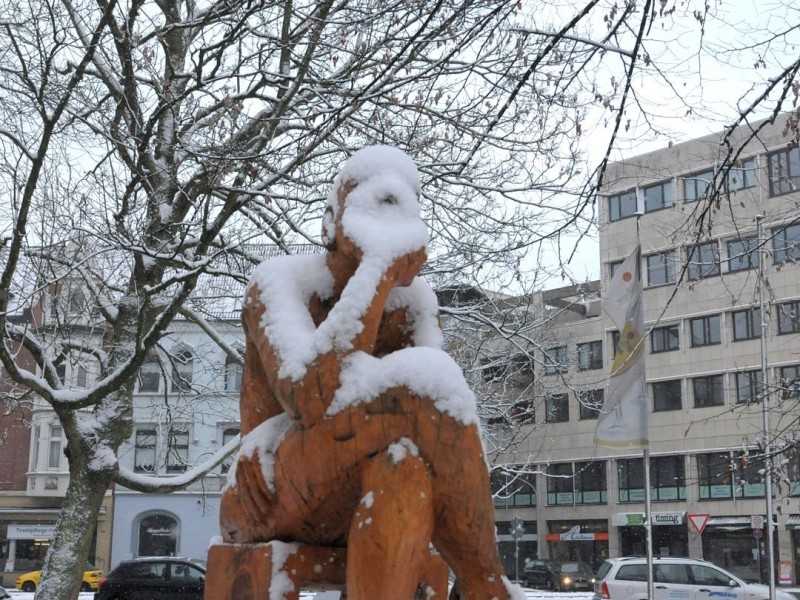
693;375;724;407
727;236;759;272
577;341;603;370
544;346;568;374
727;158;757;192
646;251;675;286
732;307;761;341
491;470;536;509
609;260;624;279
138;353;161;393
166;428;189;472
48;425;63;469
736;370;763;404
737;452;766;497
137;514;177;557
76;365;88;388
651;455;686;501
768;147;800;196
134;429;157;473
545;394;569;423
609;189;637;222
653;380;682;412
683;169;713;203
698;452;734;499
773;223;800;264
547;462;574;505
780;365;800;399
574;460;606;504
650;325;679;353
221;427;240;474
69;290;86;314
690;314;721;347
509;399;535;424
687;242;720;280
778;300;800;334
610;331;620;356
643;181;672;212
577;389;603;420
225;353;243;392
617;458;645;502
171;349;193;393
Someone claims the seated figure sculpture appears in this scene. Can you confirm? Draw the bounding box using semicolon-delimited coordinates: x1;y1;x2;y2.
217;146;520;600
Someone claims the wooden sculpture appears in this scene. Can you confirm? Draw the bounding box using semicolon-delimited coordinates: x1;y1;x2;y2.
206;146;521;600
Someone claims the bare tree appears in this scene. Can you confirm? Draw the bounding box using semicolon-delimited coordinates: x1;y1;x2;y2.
0;0;798;598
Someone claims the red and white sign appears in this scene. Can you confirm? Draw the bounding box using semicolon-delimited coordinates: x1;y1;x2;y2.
688;514;710;535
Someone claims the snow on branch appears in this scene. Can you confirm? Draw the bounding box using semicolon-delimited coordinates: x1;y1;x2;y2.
513;27;635;58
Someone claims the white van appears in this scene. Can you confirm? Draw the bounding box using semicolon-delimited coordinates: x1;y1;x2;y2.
593;556;795;600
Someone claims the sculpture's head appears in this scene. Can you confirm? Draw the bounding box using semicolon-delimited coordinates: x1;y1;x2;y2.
322;146;428;268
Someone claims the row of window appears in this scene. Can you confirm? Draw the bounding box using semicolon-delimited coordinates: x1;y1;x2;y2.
609;223;800;287
608;148;800;223
132;425;239;475
502;363;798;425
135;351;243;394
492;450;798;509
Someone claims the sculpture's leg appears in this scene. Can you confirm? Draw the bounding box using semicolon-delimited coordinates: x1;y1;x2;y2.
346;446;434;600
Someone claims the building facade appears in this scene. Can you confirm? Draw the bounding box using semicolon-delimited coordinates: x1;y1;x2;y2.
491;117;800;586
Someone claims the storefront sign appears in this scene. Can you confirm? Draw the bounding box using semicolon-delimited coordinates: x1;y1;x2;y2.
545;525;610;542
651;512;685;525
144;527;175;537
612;512;685;526
7;524;56;540
779;560;792;585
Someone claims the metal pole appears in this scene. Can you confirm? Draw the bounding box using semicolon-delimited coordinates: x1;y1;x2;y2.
757;214;775;599
644;448;654;600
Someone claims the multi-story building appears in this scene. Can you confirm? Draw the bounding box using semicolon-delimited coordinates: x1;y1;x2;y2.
490;116;800;585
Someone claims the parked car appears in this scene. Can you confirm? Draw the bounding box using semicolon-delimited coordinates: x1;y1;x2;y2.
0;585;10;599
558;560;595;590
94;557;206;600
522;559;562;590
593;556;795;600
16;563;103;592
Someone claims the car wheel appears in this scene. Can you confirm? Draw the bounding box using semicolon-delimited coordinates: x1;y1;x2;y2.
21;581;36;592
81;582;92;591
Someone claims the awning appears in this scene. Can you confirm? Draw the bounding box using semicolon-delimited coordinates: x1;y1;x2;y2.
785;516;800;530
706;516;750;530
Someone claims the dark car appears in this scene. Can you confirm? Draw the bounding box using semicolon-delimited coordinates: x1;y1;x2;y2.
558;560;595;590
523;559;562;590
94;557;205;600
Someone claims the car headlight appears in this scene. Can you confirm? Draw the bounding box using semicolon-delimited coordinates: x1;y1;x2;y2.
563;576;572;586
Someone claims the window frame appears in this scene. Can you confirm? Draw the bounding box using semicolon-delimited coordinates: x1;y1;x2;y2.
643;180;673;213
780;365;800;400
736;369;763;404
544;346;568;375
577;389;604;420
683;168;713;203
608;189;637;222
138;353;162;393
645;251;675;286
773;223;800;264
650;324;680;353
768;147;800;197
732;307;761;341
171;349;193;394
687;241;721;281
727;236;760;272
698;452;734;500
134;428;157;474
690;314;721;347
652;379;682;412
166;427;190;473
577;340;603;371
491;469;537;509
225;353;244;392
692;374;724;408
545;393;569;423
778;300;800;334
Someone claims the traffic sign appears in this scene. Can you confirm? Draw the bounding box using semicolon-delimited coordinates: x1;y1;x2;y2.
751;515;764;530
753;528;763;539
688;514;710;535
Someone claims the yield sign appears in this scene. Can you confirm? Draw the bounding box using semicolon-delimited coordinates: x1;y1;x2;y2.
688;514;711;535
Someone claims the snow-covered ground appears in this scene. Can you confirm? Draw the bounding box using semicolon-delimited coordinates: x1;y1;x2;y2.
4;588;594;600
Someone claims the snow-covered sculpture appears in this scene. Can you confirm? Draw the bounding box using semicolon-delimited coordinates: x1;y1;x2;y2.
205;146;521;600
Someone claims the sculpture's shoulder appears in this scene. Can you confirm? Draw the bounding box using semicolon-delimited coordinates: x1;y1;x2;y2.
244;253;333;316
385;277;443;349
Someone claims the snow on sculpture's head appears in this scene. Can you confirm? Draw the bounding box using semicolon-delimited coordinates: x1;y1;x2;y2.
322;146;428;263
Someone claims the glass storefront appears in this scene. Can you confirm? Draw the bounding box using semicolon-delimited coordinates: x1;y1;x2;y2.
137;513;178;557
546;520;608;571
702;519;776;585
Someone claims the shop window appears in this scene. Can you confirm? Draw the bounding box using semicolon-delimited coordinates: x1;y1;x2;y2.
780;365;800;400
693;375;724;407
608;189;637;222
650;325;679;353
545;394;569;423
138;353;162;393
646;251;676;286
698;452;734;499
653;380;681;412
690;314;721;347
727;236;759;272
491;469;536;509
225;352;243;392
732;307;761;341
772;223;800;264
134;429;157;473
684;169;713;203
577;389;603;420
220;427;240;474
138;513;177;557
544;346;568;375
687;242;720;280
778;300;800;334
166;428;189;473
768;147;800;196
643;181;672;212
735;370;763;404
577;341;603;370
171;349;193;393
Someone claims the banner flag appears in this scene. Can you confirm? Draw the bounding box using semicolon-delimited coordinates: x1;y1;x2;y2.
596;244;648;448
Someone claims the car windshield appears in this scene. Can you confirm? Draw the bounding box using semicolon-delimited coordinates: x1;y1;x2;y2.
562;563;580;572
